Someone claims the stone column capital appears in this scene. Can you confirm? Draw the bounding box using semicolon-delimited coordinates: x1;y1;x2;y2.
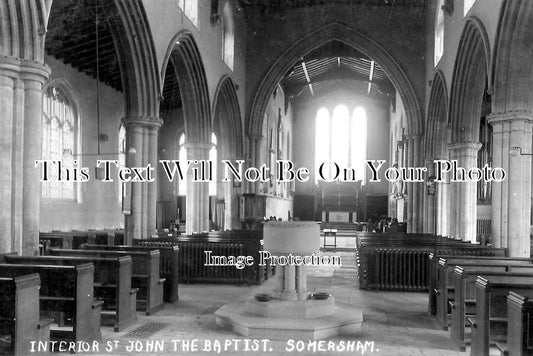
487;110;533;125
448;142;482;151
249;135;263;142
183;142;213;152
122;116;163;129
406;134;422;141
0;57;50;83
448;142;482;155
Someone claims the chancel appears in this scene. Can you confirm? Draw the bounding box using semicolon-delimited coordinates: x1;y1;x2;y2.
1;0;533;355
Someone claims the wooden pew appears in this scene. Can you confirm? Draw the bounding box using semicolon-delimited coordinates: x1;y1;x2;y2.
82;244;179;303
0;273;51;356
0;263;102;342
428;252;509;315
471;274;533;356
506;291;533;356
49;248;164;315
187;230;269;284
3;254;137;331
449;267;533;351
135;230;270;285
435;257;532;330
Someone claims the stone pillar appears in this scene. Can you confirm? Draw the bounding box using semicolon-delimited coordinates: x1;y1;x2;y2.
248;137;257;194
254;137;263;194
282;265;297;300
424;159;436;234
185;142;212;234
146;126;159;236
448;142;482;243
123;118;161;242
436;157;450;237
295;265;307;300
488;111;533;257
447;148;457;238
406;138;414;232
21;63;50;255
0;58;50;255
412;136;422;232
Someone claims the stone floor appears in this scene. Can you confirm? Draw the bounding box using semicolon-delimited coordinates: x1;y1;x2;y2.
76;236;464;356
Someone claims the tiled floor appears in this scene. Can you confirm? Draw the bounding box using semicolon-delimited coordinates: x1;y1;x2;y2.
77;240;465;356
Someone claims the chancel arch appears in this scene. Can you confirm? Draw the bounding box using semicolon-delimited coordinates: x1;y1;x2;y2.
247;22;422;140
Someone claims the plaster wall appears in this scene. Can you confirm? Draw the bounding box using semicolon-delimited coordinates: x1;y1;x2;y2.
40;56;125;231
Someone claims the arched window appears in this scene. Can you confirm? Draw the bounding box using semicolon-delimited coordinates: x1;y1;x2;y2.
315;105;367;182
178;133;217;196
464;0;475;17
351;107;368;181
434;0;445;66
221;2;234;70
118;124;126;204
42;86;77;200
177;0;198;27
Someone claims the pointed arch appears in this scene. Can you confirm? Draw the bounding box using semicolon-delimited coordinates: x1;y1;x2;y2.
161;31;211;143
492;0;533;113
425;70;449;159
110;0;161;120
212;75;243;159
0;0;48;62
247;22;421;138
449;16;491;143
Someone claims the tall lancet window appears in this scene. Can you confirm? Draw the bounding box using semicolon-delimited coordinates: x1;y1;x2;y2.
434;0;445;66
315;105;368;182
178;133;217;196
351;106;368;181
222;2;234;70
42;86;77;200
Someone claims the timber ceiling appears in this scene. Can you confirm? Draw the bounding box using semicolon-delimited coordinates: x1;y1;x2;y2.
238;0;426;13
45;0;123;92
45;0;182;112
280;40;395;102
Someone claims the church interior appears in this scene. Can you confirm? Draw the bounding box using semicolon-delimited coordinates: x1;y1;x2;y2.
2;0;533;355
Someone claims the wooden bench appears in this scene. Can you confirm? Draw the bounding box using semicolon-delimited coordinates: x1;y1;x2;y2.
3;254;137;331
49;248;164;315
85;244;179;303
0;273;51;356
39;230;125;255
428;252;509;315
0;263;102;342
506;291;533;356
471;274;533;356
135;230;271;285
435;257;532;331
449;267;533;351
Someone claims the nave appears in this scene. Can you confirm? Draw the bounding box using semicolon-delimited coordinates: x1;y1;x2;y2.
64;249;463;356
